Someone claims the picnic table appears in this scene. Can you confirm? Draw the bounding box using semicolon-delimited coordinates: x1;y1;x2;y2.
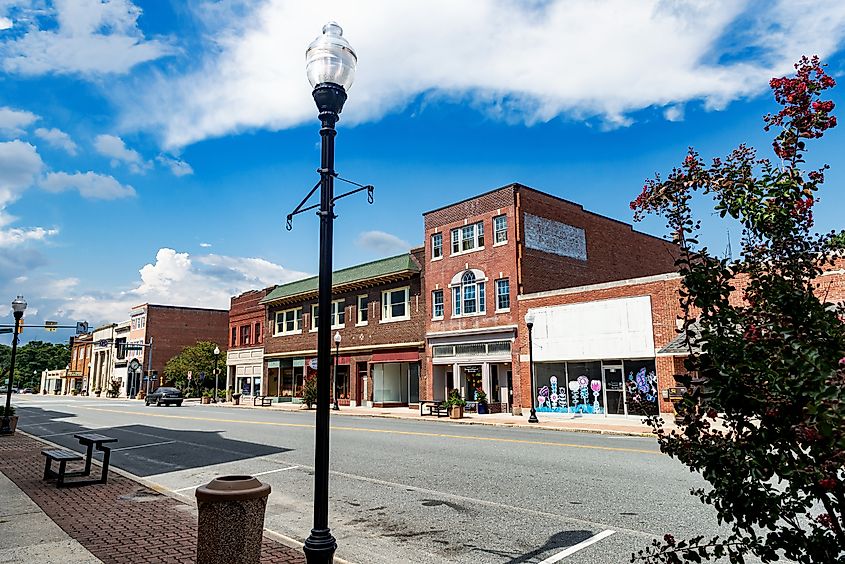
43;432;118;487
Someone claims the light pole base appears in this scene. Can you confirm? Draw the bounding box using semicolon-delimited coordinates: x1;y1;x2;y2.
528;408;539;423
332;403;339;411
304;528;336;563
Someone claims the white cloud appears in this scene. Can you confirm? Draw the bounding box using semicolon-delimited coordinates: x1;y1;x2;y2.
0;0;175;76
34;127;78;155
0;226;58;247
357;230;411;255
663;105;685;122
0;17;12;31
0;106;38;136
56;247;310;324
156;154;193;176
115;0;845;148
40;171;136;199
93;134;150;173
0;140;43;208
199;242;212;248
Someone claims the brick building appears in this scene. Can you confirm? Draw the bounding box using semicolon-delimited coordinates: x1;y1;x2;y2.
423;183;678;412
127;304;229;393
66;332;92;394
227;288;272;397
261;251;425;407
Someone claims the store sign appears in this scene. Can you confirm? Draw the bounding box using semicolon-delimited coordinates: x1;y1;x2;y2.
267;360;280;369
293;358;305;368
308;358;318;370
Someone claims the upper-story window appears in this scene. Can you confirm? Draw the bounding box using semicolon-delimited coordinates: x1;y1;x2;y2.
453;270;485;316
381;287;410;322
255;322;262;344
240;324;251;346
495;278;510;311
432;289;444;319
276;308;302;335
311;301;346;330
231;327;237;346
493;215;508;244
357;295;369;325
431;233;442;259
451;221;484;255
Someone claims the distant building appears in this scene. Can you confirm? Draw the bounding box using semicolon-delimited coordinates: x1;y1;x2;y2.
227;288;272;397
112;320;131;396
90;323;117;394
128;303;229;393
67;333;93;394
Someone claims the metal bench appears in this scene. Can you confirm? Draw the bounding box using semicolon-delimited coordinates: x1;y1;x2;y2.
420;401;448;418
253;396;273;407
42;449;83;487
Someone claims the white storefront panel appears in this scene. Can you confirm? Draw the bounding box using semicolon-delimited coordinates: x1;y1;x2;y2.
528;296;654;362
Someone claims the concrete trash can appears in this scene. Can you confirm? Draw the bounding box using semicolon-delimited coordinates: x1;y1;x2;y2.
196;476;271;564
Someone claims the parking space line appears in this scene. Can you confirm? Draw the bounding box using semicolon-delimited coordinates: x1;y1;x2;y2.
112;440;177;452
537;530;616;563
38;428;107;438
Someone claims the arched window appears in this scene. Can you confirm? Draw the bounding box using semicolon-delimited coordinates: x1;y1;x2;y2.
453;270;485;316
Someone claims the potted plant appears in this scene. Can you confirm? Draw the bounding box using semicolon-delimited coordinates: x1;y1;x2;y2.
302;374;317;409
94;387;102;397
108;379;121;398
0;405;17;433
70;389;78;396
446;389;466;419
136;390;146;400
201;390;212;404
475;389;489;415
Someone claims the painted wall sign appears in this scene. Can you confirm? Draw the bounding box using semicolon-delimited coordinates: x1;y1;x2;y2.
524;213;587;261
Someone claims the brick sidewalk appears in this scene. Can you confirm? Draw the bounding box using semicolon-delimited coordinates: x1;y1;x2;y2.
0;432;304;564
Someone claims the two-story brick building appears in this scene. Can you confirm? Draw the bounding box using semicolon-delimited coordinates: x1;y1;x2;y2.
261;251;426;407
66;332;92;394
227;288;272;397
423;184;678;414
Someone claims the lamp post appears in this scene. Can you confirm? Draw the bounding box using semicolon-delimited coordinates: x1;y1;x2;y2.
525;311;539;423
1;296;26;435
333;332;341;411
213;345;220;403
303;21;356;564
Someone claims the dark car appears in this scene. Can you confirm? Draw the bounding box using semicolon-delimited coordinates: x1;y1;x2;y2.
145;387;183;407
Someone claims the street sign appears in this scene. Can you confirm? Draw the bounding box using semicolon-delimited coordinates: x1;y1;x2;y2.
75;321;89;334
98;339;109;347
308;358;318;370
0;328;12;334
126;345;144;351
45;321;58;332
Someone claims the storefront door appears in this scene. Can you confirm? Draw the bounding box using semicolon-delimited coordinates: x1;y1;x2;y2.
603;364;625;415
462;366;482;400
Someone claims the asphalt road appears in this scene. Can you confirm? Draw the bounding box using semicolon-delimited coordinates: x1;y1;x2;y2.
13;395;729;564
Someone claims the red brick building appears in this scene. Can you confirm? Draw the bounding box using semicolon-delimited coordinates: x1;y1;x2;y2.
66;332;93;394
423;184;678;412
261;251;425;407
226;288;272;397
127;303;229;393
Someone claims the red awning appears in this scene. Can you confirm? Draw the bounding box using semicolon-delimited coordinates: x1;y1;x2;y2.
370;351;420;363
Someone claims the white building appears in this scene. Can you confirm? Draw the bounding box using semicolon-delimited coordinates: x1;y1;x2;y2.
90;323;116;394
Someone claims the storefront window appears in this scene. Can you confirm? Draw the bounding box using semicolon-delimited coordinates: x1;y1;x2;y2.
409;363;420;403
335;365;350;401
373;362;410;403
535;361;602;413
623;359;658;415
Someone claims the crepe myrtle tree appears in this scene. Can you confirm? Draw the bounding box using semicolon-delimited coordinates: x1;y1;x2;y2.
630;56;845;563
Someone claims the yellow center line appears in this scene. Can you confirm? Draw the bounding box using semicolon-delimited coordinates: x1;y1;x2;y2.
73;405;659;455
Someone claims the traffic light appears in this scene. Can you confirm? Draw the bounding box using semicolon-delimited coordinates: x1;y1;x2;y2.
17;318;23;334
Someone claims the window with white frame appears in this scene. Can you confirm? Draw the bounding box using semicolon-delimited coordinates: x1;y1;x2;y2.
495;278;510;311
332;300;346;329
311;304;319;330
493;215;508;244
381;287;410;322
357;295;369;325
453;271;485;316
432;289;444;319
450;221;484;254
275;308;302;335
431;233;442;259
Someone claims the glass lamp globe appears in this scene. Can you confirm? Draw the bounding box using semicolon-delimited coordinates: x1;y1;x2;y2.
306;21;357;90
213;346;220;355
11;295;26;314
524;312;535;327
334;331;342;344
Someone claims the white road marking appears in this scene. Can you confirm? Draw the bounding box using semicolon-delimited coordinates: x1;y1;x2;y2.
112;440;177;452
537;530;616;563
171;465;300;493
38;428;107;438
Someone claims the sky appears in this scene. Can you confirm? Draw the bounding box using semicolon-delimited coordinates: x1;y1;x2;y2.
1;0;844;343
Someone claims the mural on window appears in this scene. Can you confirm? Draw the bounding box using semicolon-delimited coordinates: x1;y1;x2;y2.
623;360;658;415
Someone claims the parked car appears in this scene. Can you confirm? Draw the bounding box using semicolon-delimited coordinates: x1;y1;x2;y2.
20;388;32;394
144;387;183;407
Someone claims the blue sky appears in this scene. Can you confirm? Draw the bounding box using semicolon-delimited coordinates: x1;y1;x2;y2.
1;0;844;343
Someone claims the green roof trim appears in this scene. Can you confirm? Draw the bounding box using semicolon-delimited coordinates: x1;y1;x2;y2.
261;253;420;305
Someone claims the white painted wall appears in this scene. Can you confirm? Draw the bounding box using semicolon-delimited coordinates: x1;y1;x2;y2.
528;296;654;362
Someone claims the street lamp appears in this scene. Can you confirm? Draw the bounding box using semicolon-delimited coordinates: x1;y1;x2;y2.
1;296;26;435
213;345;220;404
525;311;539;424
303;21;356;564
333;332;341;411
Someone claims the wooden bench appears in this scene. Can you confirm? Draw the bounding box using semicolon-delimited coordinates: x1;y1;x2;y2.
420;401;448;418
42;449;83;487
253;396;273;407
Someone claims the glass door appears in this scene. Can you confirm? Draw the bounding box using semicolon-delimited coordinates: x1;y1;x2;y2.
603;364;625;415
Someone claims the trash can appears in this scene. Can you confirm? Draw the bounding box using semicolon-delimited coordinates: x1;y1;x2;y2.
196;476;271;564
233;393;242;406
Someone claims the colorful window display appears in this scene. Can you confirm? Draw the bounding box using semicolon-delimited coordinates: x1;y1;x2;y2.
533;360;657;415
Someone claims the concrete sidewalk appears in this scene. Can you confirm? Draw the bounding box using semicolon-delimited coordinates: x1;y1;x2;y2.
0;472;100;563
205;398;670;437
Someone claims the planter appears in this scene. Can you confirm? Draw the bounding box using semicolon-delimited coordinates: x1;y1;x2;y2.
94;391;101;397
448;406;464;419
201;397;211;405
232;394;242;406
1;415;18;433
477;402;489;415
